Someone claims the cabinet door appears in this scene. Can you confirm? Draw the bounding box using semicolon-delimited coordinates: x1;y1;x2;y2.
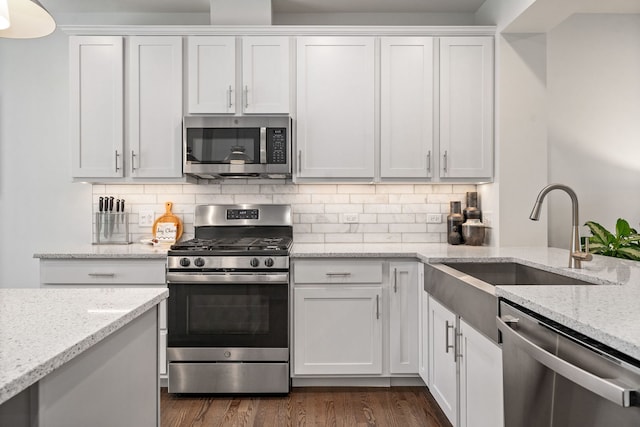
242;36;290;114
389;262;419;374
459;319;504;427
428;296;458;427
419;287;429;385
296;37;375;179
439;37;493;179
187;36;236;114
294;286;382;375
380;37;434;179
70;36;124;178
128;36;183;178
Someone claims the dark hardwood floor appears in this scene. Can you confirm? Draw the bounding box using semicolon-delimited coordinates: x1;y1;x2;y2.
161;386;452;427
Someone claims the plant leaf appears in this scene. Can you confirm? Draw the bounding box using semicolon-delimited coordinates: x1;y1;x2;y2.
616;246;640;261
587;241;609;254
585;221;613;246
616;218;632;238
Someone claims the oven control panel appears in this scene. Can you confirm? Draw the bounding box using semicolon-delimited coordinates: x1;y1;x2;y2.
168;256;289;270
226;209;259;220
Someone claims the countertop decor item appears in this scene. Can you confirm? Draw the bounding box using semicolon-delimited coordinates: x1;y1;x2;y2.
461;218;486;246
463;191;481;221
447;201;463;245
585;218;640;261
152;202;183;244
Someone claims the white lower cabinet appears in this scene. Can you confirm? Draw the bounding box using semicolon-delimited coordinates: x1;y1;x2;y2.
292;259;420;379
38;258;169;380
427;295;503;427
294;286;383;375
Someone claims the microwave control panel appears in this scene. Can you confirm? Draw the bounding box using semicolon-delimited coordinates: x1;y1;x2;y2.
267;128;287;164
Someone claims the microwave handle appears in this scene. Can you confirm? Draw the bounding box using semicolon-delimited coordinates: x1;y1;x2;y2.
260;127;267;164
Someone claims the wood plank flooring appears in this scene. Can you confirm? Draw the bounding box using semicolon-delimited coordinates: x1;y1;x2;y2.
161;386;452;427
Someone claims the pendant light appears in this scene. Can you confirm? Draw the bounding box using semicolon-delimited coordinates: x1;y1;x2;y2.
0;0;56;39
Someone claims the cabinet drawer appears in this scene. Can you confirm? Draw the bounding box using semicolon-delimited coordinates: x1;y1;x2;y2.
294;260;383;284
40;259;166;284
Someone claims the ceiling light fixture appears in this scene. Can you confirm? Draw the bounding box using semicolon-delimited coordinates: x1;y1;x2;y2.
0;0;10;30
0;0;55;39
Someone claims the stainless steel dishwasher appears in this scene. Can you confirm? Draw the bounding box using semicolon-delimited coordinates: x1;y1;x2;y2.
497;300;640;427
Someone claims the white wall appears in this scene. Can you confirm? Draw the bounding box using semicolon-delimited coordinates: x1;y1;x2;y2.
547;14;640;248
0;31;92;288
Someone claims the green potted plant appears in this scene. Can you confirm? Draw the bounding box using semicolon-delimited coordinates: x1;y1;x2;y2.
584;218;640;261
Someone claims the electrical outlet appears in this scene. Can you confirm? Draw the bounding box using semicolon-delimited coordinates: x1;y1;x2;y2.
343;213;359;223
426;214;442;224
139;210;154;227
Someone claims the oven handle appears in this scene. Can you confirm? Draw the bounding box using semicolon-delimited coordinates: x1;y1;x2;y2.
166;272;289;284
497;315;639;407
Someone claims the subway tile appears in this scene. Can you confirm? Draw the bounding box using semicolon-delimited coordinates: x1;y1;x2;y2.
182;184;221;194
299;213;339;224
221;184;261;194
260;184;299;194
432;184;453;194
293;233;325;243
273;194;312;204
144;184;184;194
402;233;441;243
325;204;364;214
427;223;448;233
402;204;434;214
235;194;273;204
364;204;402;214
453;184;478;193
293;223;312;233
325;233;364;243
194;194;235;204
350;194;389;204
298;184;338;194
389;194;428;204
363;233;402;243
390;224;427;233
337;184;376;194
292;204;325;214
413;184;434;193
377;214;416;224
375;184;414;194
312;223;351;233
311;194;350;204
354;224;388;233
357;214;378;224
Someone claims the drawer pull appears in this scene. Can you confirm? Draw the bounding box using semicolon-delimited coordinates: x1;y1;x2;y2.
87;273;116;278
325;272;352;277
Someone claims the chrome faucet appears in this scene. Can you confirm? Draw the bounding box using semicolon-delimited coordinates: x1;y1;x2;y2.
529;183;592;268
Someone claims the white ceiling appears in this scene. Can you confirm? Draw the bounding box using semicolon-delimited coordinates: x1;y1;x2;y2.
41;0;488;15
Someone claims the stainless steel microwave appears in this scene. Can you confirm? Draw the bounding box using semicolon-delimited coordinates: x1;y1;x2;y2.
183;115;292;180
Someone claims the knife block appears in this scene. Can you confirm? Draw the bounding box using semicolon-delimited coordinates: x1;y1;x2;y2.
93;212;131;245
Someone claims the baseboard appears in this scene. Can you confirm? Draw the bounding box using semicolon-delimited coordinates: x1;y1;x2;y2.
292;376;426;388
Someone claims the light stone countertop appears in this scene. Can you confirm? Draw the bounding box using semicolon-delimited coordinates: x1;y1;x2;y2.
0;288;169;405
33;243;640;360
33;243;169;259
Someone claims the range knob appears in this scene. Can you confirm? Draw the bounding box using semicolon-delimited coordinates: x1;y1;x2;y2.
264;258;275;268
194;257;205;268
250;258;260;268
179;257;191;267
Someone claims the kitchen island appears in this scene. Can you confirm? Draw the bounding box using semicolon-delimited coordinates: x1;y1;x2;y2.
0;287;168;427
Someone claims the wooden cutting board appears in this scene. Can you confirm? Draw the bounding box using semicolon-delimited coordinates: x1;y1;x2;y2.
152;202;183;243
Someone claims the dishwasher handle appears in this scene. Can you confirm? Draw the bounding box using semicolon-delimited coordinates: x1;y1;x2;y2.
497;315;639;408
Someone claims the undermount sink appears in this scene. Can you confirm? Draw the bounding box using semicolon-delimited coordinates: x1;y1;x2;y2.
441;262;595;287
425;261;596;344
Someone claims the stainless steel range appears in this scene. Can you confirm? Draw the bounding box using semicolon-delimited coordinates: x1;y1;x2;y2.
166;204;292;394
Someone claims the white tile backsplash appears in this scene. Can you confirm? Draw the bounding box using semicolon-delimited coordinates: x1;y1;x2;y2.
94;183;477;243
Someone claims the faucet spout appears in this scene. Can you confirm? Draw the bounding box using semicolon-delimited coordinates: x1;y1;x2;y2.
529;184;586;268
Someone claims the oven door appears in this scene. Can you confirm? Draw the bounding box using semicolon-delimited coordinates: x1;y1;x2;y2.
167;272;289;360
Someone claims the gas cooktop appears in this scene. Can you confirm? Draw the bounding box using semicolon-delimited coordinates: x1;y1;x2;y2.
169;236;292;255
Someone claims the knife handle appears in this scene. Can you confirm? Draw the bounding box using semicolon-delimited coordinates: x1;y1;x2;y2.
98;197;104;212
109;196;114;211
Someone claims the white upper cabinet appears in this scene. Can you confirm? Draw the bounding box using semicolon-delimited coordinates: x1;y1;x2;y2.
242;36;290;114
296;37;375;179
128;36;183;178
380;37;434;179
70;36;124;178
187;36;290;114
439;37;494;180
187;36;236;114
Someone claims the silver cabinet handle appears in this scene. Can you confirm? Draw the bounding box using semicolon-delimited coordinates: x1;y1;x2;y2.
298;150;302;173
497;316;639;407
455;328;463;362
376;294;380;319
131;150;137;172
445;320;454;354
114;150;120;172
427;150;432;175
227;85;233;109
88;273;115;277
393;268;398;293
244;85;249;108
443;150;448;173
325;272;352;277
